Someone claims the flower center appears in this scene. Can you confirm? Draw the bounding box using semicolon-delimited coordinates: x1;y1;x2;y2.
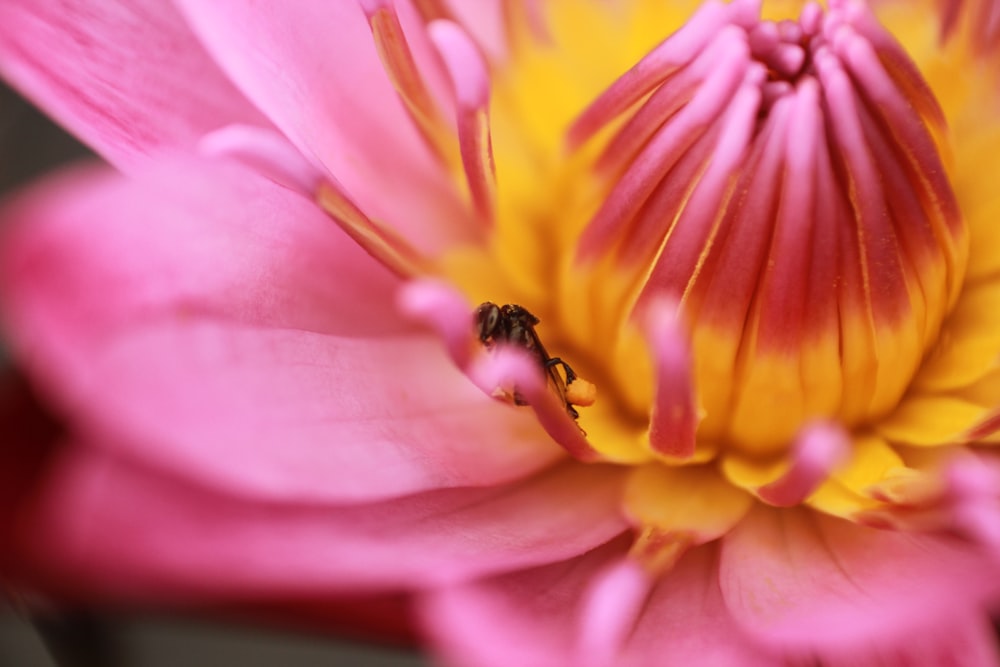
464;0;969;461
324;0;968;468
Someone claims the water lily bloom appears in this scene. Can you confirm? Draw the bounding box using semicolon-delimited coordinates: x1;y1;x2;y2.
3;0;1000;664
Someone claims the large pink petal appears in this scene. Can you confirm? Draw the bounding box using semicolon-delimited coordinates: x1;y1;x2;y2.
619;545;777;667
16;448;628;598
422;543;776;667
0;162;564;502
422;540;630;667
173;1;472;250
0;161;405;340
719;506;1000;652
0;0;271;171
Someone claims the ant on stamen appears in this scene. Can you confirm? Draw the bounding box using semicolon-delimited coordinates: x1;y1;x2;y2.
474;302;595;422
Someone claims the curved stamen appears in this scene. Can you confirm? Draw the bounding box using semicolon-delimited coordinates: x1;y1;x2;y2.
643;299;698;460
198;124;323;196
429;20;497;228
470;346;602;462
361;0;459;169
400;280;602;461
399;279;478;369
575;560;652;667
756;422;850;507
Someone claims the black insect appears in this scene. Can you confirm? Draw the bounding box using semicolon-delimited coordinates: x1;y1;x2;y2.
474;301;583;420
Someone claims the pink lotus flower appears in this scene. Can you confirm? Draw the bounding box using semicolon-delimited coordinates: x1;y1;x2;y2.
3;0;1000;664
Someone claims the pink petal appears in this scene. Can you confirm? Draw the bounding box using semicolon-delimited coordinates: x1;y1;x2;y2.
0;0;271;171
17;449;628;598
0;161;406;339
173;1;472;250
421;540;631;667
422;542;776;667
618;545;778;667
0;162;563;503
719;505;1000;651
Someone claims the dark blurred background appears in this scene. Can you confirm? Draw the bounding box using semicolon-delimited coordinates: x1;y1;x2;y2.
0;81;429;667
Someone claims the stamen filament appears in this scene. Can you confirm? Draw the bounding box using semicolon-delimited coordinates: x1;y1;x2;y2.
361;0;460;171
317;181;432;279
644;300;698;460
430;20;497;228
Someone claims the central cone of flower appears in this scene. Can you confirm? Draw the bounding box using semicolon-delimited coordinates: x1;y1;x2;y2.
325;0;975;523
577;0;970;456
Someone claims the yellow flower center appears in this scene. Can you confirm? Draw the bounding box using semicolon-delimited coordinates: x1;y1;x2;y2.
326;0;1000;563
445;0;973;460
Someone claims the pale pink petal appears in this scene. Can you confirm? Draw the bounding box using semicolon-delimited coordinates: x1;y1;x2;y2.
0;161;405;339
422;543;776;667
173;1;471;250
0;162;563;503
618;545;777;667
421;540;630;667
0;0;271;171
17;449;628;598
719;505;1000;651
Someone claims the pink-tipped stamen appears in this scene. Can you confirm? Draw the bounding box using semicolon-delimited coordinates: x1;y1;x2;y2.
469;346;602;462
398;279;477;369
401;289;603;461
756;422;850;507
429;20;497;228
361;0;459;169
575;560;652;667
198;124;323;196
643;299;698;460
